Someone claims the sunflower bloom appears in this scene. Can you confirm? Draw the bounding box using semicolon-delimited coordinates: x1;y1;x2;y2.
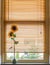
11;25;18;32
8;31;13;38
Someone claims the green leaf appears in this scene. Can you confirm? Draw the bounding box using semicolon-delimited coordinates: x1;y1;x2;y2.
13;34;16;37
14;41;18;44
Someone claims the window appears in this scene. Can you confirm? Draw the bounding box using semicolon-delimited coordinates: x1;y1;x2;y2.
5;23;45;62
2;0;49;63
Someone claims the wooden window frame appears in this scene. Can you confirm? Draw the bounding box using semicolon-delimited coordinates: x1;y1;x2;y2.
1;0;49;64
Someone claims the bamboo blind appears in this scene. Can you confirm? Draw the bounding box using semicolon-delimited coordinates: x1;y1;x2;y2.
5;0;45;53
5;0;45;21
5;24;44;53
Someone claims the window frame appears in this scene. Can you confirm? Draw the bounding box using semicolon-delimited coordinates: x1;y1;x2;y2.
4;22;47;63
1;0;49;64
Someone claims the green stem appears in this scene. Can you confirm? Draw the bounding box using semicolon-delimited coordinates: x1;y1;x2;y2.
11;38;15;59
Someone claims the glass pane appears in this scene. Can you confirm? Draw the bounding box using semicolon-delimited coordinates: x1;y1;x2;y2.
6;53;44;60
6;53;14;60
5;23;44;53
5;0;45;21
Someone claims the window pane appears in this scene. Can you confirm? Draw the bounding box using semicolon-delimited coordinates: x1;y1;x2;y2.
5;23;44;53
5;0;45;21
6;53;44;60
6;53;14;60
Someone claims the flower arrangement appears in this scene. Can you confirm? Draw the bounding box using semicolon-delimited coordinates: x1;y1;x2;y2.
8;25;18;44
8;24;18;64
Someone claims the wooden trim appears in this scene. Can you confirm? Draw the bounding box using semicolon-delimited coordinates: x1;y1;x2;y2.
5;21;45;24
44;0;49;63
1;0;5;63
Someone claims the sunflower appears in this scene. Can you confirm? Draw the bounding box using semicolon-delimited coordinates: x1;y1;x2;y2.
11;25;18;32
8;31;13;37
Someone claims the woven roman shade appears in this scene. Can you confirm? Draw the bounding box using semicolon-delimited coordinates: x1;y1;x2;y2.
5;0;45;21
5;0;45;53
6;24;44;53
